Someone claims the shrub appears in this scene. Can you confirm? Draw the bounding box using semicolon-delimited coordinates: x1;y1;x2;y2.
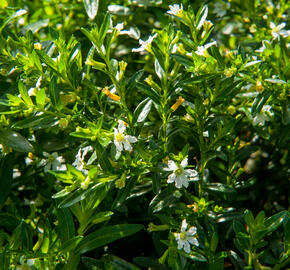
0;0;289;269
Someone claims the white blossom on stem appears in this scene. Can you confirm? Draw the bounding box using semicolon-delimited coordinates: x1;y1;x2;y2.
175;219;199;253
165;157;198;189
132;33;157;53
114;120;137;152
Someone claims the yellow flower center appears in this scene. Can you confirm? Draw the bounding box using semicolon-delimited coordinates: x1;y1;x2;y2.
175;167;184;176
115;133;125;142
180;232;187;240
48;155;55;163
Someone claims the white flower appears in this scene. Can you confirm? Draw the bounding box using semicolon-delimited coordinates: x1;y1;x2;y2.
28;76;42;96
72;146;93;173
213;1;229;17
40;152;66;172
114;120;137;152
165;157;198;189
252;105;274;126
195;41;217;57
167;4;183;18
255;40;271;53
132;33;157;53
270;22;289;40
175;219;199;253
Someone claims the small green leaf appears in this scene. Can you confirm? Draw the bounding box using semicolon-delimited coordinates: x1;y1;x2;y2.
76;224;143;254
12;115;59;130
136;83;160;104
264;210;288;235
36;88;46;109
49;76;61;108
99;13;111;43
1;130;34;153
56;208;75;243
196;5;208;30
134;98;153;123
59;236;83;254
126;70;144;94
18;81;33;107
0;154;14;205
205;183;236;193
35;49;59;74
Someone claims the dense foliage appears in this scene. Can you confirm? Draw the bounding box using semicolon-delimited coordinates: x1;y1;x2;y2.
0;0;289;269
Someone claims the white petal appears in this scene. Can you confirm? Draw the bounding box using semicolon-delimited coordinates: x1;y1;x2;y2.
118;120;126;133
277;22;286;30
126;135;137;143
187;226;197;235
181;157;188;168
183;241;191;253
114;140;123;152
168;160;178;171
181;219;188;231
43;152;50;158
270;22;275;29
123;140;132;152
175;175;183;188
167;173;176;183
180;175;189;188
177;239;184;250
205;41;217;49
185;169;199;181
51;152;58;158
188;237;199;247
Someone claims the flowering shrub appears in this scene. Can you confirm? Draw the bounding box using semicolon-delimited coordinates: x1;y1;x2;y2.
0;0;289;269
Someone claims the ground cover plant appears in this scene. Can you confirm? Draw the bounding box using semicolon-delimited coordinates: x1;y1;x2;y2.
0;0;289;269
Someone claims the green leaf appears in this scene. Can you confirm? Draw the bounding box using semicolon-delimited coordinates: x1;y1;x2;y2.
180;73;217;85
233;220;247;235
12;115;59;130
56;208;75;243
1;130;34;153
149;188;177;214
76;224;143;254
182;250;207;262
172;54;193;69
136;82;160;104
284;218;290;255
264;211;288;235
205;183;236;193
133;257;167;270
59;236;83;254
36;88;46;109
210;232;219;253
18;81;33;107
11;220;32;251
0;154;14;205
49;76;61;109
126;70;144;94
0;9;28;33
83;0;99;20
196;5;208;30
0;213;20;231
134;98;153;123
112;177;137;209
99;13;111;44
35;49;59;74
210;46;225;68
103;255;141;270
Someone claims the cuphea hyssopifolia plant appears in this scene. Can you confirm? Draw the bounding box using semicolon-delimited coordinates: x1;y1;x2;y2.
0;2;289;269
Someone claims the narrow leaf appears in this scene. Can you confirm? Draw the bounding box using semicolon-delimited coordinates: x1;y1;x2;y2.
77;224;143;254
